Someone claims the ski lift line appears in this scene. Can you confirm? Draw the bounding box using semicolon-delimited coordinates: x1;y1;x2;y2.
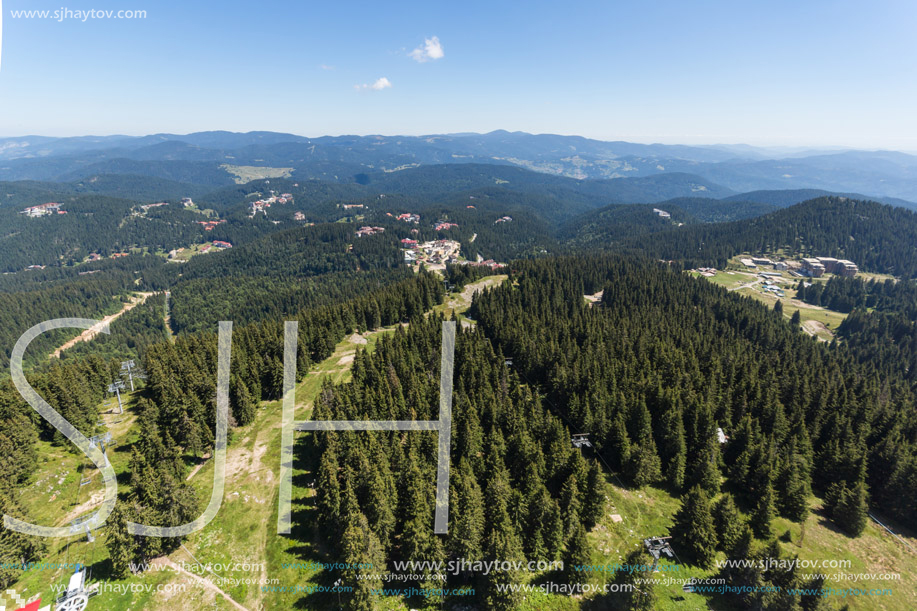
180;543;228;582
868;513;917;555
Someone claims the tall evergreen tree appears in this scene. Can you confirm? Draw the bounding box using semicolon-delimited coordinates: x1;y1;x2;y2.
564;523;591;585
104;504;138;579
670;486;718;568
713;493;747;554
751;480;776;539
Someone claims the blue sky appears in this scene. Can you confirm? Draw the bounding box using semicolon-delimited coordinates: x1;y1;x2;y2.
0;0;915;148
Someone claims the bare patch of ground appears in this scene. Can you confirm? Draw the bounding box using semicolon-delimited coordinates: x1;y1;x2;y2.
60;490;105;525
802;320;831;341
584;290;604;306
150;558;249;611
52;292;154;358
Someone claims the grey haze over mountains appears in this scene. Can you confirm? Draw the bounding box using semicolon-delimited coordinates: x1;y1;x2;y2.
0;130;916;206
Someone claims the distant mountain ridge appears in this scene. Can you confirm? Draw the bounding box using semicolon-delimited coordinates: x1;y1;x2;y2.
2;130;916;201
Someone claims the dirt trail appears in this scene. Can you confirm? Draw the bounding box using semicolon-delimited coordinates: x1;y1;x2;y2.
51;292;154;358
59;490;105;526
729;279;761;292
163;291;176;343
151;558;250;611
802;319;831;342
436;275;508;317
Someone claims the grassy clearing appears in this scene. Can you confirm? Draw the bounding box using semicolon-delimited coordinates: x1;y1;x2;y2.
220;165;294;184
163;243;219;263
692;266;848;342
693;269;759;291
432;274;508;324
564;477;917;610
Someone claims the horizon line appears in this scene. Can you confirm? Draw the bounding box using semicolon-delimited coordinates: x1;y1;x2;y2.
0;129;914;155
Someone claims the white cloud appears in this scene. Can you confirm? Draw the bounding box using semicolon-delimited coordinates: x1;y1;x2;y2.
409;36;444;63
320;64;335;71
356;77;393;91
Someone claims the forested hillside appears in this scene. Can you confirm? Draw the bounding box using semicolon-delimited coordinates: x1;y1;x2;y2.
614;197;917;277
306;315;605;610
472;254;916;545
0;271;445;591
0;270;146;370
2;165;917;611
801;276;917;390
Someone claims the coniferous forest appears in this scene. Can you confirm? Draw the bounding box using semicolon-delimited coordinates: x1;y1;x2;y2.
0;186;915;611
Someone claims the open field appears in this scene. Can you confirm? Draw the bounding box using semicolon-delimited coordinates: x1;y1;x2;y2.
220;165;294;184
164;243;217;263
692;260;850;342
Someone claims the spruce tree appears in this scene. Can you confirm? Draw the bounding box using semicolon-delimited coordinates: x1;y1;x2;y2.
686;435;721;496
616;549;658;611
777;455;810;523
482;465;525;611
341;510;384;611
316;446;342;537
751;481;776;539
564;523;591;585
448;460;484;561
670;486;718;568
832;481;868;537
104;504;137;580
581;460;606;528
665;412;687;492
713;493;746;554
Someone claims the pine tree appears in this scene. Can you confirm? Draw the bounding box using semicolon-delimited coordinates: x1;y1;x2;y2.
777;455;810;522
564;523;591;585
616;549;658;611
104;504;137;579
751;480;776;539
670;486;718;568
713;493;747;554
831;481;868;537
581;460;606;528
